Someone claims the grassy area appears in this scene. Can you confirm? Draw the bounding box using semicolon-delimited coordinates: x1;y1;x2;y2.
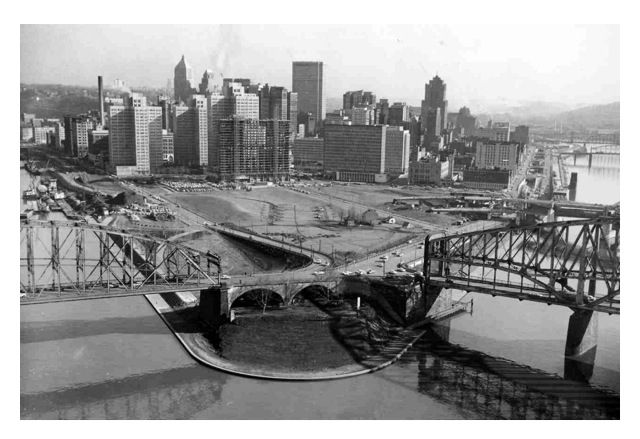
216;297;400;373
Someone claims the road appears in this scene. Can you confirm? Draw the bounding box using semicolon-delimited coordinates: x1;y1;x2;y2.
116;176;506;287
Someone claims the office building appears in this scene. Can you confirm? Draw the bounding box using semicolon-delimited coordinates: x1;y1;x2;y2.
409;159;448;185
199;69;220;96
298;112;317;137
343;90;376;109
217;118;290;181
174;55;196;105
456;107;477;137
384;126;411;176
256;84;289;120
424;108;442;138
64;116;94;157
292;61;324;133
33;127;49;145
233;94;259;119
325;110;350;126
173;95;208;167
421;75;448;136
376;99;390;125
287;91;298;136
388;102;409;125
323;124;409;182
269;86;288;121
108;93;163;175
362;91;376;106
462;168;511;190
223;78;251;91
324;125;387;182
53;122;65;149
350;107;375;125
88;129;109;167
157;96;172;131
162;130;174;163
475;141;520;170
292;137;324;172
343;90;362;109
513;125;530;144
207;93;233;170
493;122;511;142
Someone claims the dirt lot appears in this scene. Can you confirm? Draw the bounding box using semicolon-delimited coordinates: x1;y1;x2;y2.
154;185;459;262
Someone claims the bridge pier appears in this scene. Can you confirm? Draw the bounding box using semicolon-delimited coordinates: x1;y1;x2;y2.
564;309;598;382
198;285;229;327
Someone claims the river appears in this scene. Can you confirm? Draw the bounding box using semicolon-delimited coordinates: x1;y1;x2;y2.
20;153;620;419
447;149;620;392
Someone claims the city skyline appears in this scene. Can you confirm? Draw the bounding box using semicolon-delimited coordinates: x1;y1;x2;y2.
20;24;619;111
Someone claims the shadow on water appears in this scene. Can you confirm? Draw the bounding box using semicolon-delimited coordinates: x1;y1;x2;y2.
291;286;406;364
382;327;619;420
21;364;227;419
20;314;174;344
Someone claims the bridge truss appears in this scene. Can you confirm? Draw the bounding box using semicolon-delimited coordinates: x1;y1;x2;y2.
424;217;620;314
20;221;221;304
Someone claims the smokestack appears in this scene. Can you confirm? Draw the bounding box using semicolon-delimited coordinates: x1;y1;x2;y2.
98;75;105;127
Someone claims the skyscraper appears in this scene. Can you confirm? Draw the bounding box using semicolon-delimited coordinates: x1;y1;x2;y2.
217;118;290;181
207;93;233;171
287;91;298;136
174;55;196;105
199;69;220;96
64;116;94;157
343;90;376;110
292;61;325;133
421;75;448;136
456;107;477;137
388;102;409;125
513;125;530;145
173;95;208;167
109;93;163;175
157;96;172;131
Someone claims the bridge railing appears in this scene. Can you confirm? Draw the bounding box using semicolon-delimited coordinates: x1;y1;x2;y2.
20;220;221;301
423;218;620;314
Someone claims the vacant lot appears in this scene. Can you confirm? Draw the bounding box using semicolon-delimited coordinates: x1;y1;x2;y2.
158;187;434;260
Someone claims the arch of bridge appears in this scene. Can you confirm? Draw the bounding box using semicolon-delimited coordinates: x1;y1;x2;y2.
287;283;336;305
227;286;287;308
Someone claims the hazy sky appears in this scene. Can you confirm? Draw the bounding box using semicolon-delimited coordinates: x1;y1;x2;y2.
20;24;619;110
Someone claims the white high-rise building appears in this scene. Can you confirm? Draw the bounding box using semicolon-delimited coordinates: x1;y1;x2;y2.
109;93;163;175
232;94;259;119
475;141;519;170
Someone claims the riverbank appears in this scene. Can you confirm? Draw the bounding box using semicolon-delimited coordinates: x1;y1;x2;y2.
146;292;426;380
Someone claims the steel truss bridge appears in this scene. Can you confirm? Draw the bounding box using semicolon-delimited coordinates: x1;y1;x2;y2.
20;220;221;303
424;217;620;314
21;216;621;316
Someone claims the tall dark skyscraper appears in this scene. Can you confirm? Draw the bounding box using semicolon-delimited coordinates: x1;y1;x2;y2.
174;55;196;105
292;61;325;130
456;106;477;137
421;75;448;136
